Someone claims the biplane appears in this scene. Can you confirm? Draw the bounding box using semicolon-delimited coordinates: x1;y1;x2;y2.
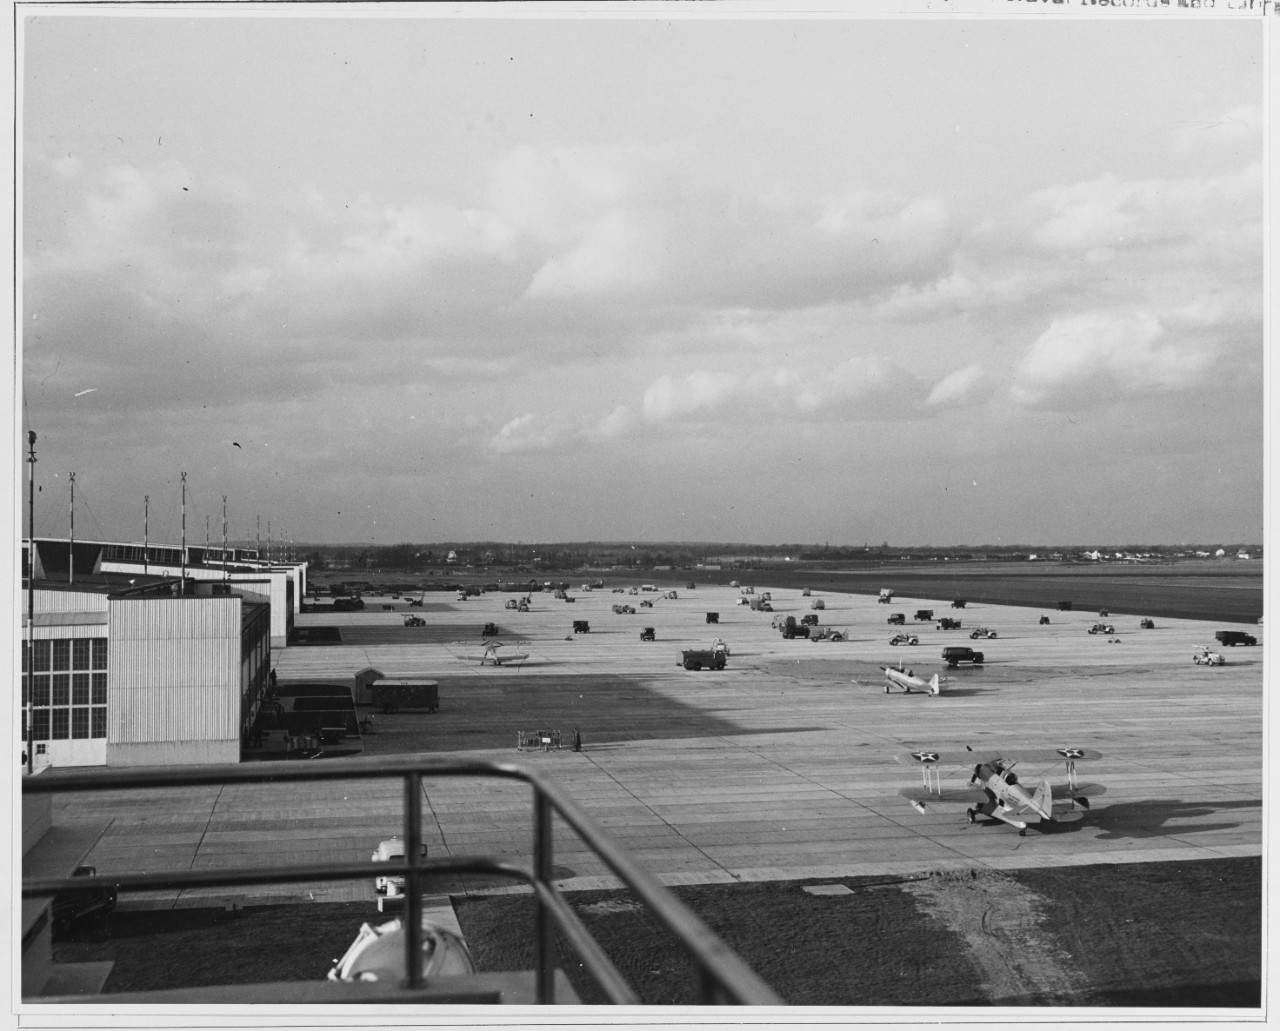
896;747;1104;835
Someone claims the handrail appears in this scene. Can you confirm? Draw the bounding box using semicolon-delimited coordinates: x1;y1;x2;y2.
23;757;783;1006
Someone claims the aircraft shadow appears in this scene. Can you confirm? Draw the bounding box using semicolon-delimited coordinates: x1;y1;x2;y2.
1079;798;1259;840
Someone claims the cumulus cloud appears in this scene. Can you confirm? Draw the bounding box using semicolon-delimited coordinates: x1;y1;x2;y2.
1010;310;1215;408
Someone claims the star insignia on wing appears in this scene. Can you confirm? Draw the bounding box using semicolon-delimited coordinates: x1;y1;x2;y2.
1057;748;1084;759
911;751;939;764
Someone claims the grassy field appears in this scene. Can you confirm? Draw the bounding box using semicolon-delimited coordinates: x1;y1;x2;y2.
54;856;1259;1008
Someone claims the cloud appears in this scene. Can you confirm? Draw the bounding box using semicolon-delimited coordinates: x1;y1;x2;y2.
1010;310;1215;409
926;365;988;407
489;413;562;454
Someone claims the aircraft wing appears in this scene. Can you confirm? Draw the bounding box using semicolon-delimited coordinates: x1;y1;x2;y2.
895;748;1100;767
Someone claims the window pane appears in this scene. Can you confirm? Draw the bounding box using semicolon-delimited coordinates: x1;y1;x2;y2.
31;676;50;707
32;710;50;740
92;673;107;704
32;641;50;672
92;638;108;670
73;638;91;669
72;673;90;705
52;640;70;671
91;708;107;738
50;709;69;740
51;674;70;706
71;708;90;739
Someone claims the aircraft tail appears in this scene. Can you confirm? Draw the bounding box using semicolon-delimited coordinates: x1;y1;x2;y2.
928;674;941;696
1031;779;1053;819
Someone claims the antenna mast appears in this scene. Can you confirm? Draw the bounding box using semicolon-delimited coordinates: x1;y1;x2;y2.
68;472;75;585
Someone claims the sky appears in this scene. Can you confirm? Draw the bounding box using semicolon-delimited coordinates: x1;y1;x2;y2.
16;6;1267;548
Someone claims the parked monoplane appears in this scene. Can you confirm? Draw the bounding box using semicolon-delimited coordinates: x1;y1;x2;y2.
896;747;1103;835
463;641;531;667
877;664;943;695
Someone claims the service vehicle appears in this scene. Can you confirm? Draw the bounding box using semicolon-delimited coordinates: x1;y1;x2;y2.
936;617;962;630
1038;616;1051;625
1140;618;1155;629
914;609;934;621
573;620;590;633
1194;647;1226;666
481;622;499;636
640;627;656;641
951;599;967;609
889;633;920;646
780;616;810;639
1088;623;1116;635
969;627;998;639
403;615;425;627
878;589;893;604
1215;630;1258;647
941;645;984;667
800;613;819;626
679;640;730;670
887;613;906;625
811;599;825;610
810;627;847;641
706;612;719;624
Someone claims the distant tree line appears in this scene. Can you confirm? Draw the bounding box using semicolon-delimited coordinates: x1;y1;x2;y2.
299;541;1259;573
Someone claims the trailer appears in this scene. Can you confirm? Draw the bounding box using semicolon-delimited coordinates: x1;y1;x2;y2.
369;678;439;714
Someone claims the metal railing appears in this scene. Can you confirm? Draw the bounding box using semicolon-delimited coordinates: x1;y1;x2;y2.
23;756;782;1006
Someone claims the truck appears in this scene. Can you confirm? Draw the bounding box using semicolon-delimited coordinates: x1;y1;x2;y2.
679;641;729;671
749;597;773;612
914;609;934;622
936;617;962;630
877;589;893;604
369;678;439;714
1215;630;1258;646
942;646;984;667
780;616;811;639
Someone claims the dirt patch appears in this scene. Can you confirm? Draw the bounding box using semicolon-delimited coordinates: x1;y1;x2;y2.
901;869;1083;1006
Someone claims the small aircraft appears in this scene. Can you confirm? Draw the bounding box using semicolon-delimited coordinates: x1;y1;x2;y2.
879;664;943;695
462;641;531;667
896;747;1103;835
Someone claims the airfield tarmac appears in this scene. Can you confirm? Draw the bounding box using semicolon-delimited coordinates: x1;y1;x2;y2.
57;583;1262;907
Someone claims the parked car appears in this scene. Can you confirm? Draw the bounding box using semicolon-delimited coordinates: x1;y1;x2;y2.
640;627;656;641
936;618;962;630
969;627;998;639
801;614;819;626
573;620;590;633
887;613;906;625
889;633;920;646
1140;618;1155;629
1088;623;1116;635
941;646;984;667
1038;615;1051;625
51;866;117;939
372;836;427;897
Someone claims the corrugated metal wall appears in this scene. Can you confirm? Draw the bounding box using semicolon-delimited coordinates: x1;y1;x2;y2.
33;590;108;615
107;597;240;746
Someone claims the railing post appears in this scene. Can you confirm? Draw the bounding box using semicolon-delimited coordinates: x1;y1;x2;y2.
403;770;424;990
533;785;555;1003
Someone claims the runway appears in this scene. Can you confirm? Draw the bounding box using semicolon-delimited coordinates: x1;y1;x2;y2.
51;581;1263;907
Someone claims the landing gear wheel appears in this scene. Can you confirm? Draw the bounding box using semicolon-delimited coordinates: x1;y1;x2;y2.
884;685;889;694
966;808;976;823
1019;829;1026;837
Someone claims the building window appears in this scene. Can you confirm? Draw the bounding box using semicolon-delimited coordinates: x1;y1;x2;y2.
28;636;108;747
